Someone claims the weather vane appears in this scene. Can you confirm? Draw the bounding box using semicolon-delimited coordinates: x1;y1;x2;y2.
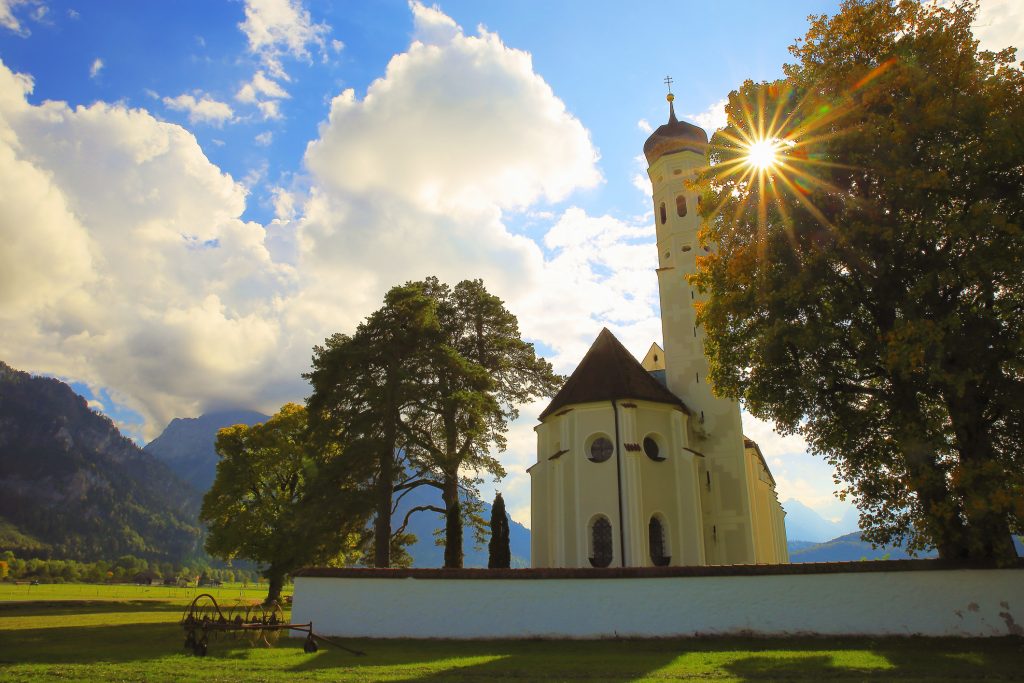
664;75;673;94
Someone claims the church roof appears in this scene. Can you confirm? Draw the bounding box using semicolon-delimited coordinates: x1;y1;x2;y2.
538;328;689;420
643;98;708;166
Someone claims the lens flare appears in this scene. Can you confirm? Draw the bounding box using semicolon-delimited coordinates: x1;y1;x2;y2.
746;138;781;170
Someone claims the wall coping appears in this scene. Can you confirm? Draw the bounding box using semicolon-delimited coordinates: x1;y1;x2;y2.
294;558;1024;580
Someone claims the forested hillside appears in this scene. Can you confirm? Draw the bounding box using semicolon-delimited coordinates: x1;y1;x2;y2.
0;361;202;561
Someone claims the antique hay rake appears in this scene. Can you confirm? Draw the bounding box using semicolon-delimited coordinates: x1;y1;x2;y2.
179;593;363;656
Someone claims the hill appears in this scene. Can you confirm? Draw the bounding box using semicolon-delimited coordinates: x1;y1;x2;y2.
782;498;859;543
789;532;1024;562
144;409;269;491
0;361;202;561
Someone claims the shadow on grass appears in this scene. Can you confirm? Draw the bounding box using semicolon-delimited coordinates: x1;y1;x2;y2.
284;635;1024;682
0;600;186;616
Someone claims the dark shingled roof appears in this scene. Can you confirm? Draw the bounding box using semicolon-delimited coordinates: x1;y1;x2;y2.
538;328;689;420
643;100;708;166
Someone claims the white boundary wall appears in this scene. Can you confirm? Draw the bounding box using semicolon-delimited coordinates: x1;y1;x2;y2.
293;568;1024;639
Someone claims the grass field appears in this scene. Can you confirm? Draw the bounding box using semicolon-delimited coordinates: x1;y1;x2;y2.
1;586;1022;681
0;581;275;604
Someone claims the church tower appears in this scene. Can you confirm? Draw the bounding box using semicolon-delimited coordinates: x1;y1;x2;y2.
644;91;756;564
528;89;788;570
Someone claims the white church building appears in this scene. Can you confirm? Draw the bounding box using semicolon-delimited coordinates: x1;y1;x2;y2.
529;95;789;568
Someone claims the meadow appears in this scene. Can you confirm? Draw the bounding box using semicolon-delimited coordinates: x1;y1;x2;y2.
1;584;1021;682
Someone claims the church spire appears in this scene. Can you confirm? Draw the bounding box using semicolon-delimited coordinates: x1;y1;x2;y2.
664;75;678;124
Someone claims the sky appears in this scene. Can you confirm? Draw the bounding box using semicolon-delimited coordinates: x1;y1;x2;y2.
1;0;1021;529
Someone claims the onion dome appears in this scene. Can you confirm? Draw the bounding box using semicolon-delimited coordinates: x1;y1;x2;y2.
643;94;708;166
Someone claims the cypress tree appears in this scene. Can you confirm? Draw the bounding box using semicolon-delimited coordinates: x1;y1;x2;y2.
487;492;511;569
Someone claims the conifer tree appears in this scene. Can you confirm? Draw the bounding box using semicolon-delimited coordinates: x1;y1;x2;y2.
488;492;511;569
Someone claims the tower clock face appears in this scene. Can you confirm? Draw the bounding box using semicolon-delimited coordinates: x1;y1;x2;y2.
589;437;613;462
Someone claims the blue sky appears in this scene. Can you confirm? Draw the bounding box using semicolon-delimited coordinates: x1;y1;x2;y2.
1;0;1019;527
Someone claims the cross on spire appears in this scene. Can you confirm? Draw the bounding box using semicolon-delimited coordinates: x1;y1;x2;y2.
664;75;673;94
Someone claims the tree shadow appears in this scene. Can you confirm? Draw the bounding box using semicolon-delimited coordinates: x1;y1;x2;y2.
0;600;186;616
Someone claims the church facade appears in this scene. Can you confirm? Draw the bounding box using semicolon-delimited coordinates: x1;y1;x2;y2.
529;95;789;568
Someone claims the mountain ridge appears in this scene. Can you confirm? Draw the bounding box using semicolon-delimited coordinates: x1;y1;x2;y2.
0;360;202;561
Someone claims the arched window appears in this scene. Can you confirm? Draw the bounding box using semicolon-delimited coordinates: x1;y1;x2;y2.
643;435;665;462
676;194;687;217
659;202;667;225
588;435;613;463
590;516;613;568
649;516;670;566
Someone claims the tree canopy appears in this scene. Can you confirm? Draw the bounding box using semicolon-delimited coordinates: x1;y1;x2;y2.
200;403;369;601
306;278;559;568
693;0;1023;559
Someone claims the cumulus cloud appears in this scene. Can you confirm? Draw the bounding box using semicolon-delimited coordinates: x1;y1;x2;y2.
636;118;652;134
239;0;329;79
89;57;103;79
971;0;1024;55
162;92;234;126
0;1;656;525
236;70;290;103
254;130;273;146
0;58;295;438
687;97;728;134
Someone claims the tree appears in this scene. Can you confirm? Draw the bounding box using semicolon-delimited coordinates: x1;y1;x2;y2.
200;404;369;602
693;0;1023;559
306;283;440;567
397;278;561;568
308;278;561;568
487;492;511;569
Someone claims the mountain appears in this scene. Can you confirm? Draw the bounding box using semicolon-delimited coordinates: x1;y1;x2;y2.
782;498;859;542
144;410;269;492
788;532;1024;562
0;360;202;561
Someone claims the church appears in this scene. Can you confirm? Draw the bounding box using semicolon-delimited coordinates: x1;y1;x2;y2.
529;94;789;568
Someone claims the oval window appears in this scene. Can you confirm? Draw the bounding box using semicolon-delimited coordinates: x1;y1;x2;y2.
644;436;665;462
589;436;613;463
676;195;687;217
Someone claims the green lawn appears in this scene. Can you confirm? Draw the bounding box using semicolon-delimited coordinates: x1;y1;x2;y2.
0;581;274;604
0;591;1021;682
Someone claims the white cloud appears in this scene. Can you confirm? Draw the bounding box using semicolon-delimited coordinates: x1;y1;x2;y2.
162;92;234;126
257;99;282;120
0;4;655;525
687;97;728;133
89;57;103;79
254;130;273;146
238;0;329;80
236;69;290;103
0;0;36;35
972;0;1024;55
636;118;652;134
331;38;344;53
0;58;295;439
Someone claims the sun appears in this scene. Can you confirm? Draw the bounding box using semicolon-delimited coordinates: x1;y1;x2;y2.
746;138;780;170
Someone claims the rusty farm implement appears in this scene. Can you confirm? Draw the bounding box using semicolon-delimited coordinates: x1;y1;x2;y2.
179;593;363;656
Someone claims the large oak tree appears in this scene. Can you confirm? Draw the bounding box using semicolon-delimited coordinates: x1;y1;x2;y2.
693;0;1023;559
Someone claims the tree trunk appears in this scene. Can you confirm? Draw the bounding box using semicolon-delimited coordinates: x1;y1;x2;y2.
374;370;399;568
890;382;970;559
443;474;463;568
945;387;1018;560
265;570;284;605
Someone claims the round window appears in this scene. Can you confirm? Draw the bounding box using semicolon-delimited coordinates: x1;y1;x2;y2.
589;436;613;462
644;436;665;462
